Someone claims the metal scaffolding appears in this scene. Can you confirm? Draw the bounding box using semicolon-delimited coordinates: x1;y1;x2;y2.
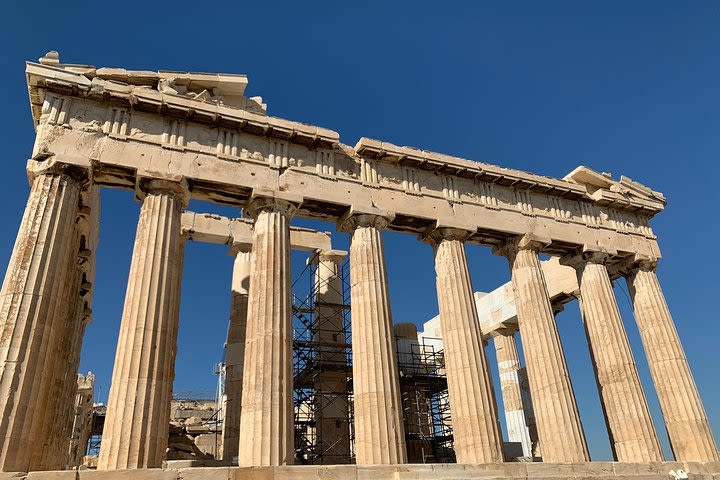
292;253;354;464
396;337;455;463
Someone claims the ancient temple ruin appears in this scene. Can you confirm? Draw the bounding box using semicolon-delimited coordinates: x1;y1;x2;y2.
0;51;717;478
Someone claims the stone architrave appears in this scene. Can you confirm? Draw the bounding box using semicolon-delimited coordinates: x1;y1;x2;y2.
238;195;299;466
425;227;503;463
624;258;719;462
98;178;188;470
338;211;407;465
495;235;589;463
221;245;252;462
0;165;86;472
564;250;662;462
494;333;537;458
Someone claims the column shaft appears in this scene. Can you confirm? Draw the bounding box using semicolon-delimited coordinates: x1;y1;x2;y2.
222;248;251;462
98;180;186;469
627;265;719;461
500;239;589;462
342;213;406;465
0;171;83;472
238;198;296;466
431;232;503;463
574;256;662;462
494;333;537;458
31;258;84;470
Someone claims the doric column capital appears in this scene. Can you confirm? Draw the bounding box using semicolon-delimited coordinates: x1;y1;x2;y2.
243;192;301;220
560;246;616;270
137;177;190;207
228;241;252;258
492;233;551;261
27;159;92;188
313;249;347;266
337;206;394;232
611;253;659;277
421;226;472;246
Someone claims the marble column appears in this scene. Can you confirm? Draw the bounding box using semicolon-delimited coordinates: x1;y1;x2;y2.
98;178;188;470
221;245;251;462
34;190;99;470
0;166;85;472
565;251;662;462
338;212;406;465
494;332;537;458
31;253;84;471
312;250;351;464
495;235;589;463
625;258;719;461
238;196;298;466
426;228;503;463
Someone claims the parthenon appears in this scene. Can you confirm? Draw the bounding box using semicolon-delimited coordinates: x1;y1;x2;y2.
0;51;717;479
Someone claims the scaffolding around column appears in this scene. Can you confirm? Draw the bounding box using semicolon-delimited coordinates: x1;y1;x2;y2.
396;335;455;464
292;253;354;465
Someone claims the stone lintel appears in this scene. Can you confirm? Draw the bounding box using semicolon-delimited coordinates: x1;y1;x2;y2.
477;257;579;338
180;211;332;253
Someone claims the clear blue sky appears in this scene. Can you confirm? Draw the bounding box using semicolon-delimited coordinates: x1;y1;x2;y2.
1;1;718;462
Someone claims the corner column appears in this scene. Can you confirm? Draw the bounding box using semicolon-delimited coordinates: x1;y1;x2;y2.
37;186;100;470
338;211;406;465
425;228;503;463
494;332;538;458
238;195;299;466
625;258;719;461
495;235;589;463
221;245;252;462
98;178;188;470
564;251;662;462
0;165;86;472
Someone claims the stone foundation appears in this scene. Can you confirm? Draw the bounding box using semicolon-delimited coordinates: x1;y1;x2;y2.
3;463;720;480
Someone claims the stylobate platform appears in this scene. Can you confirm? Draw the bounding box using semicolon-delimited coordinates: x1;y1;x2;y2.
3;462;720;479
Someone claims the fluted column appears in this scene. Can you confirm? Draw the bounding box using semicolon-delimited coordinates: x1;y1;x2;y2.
338;212;406;465
31;254;84;470
0;166;86;472
625;258;719;461
494;332;537;458
35;188;99;470
495;235;589;463
238;196;298;466
56;186;100;468
426;228;503;463
98;178;188;470
564;251;662;462
222;245;251;462
312;250;351;463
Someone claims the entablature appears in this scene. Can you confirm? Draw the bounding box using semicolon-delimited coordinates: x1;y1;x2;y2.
25;54;666;263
